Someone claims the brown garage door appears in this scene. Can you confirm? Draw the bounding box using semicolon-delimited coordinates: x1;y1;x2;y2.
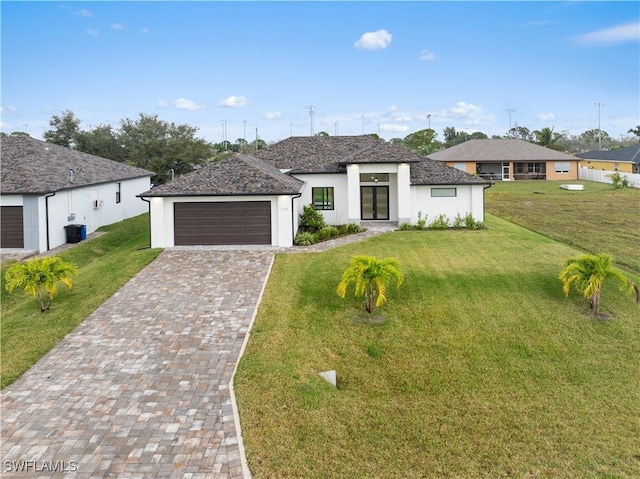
174;201;271;245
0;206;24;248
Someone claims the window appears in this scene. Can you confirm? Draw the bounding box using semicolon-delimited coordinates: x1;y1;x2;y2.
614;163;619;172
431;187;457;197
116;183;121;203
554;162;570;174
312;187;334;210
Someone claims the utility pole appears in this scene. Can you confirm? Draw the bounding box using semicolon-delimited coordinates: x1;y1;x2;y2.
594;102;603;150
243;120;247;143
426;114;431;130
221;120;231;150
506;109;515;137
335;121;339;136
361;114;365;135
306;105;315;136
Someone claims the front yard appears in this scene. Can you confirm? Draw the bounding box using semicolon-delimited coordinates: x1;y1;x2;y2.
234;215;640;478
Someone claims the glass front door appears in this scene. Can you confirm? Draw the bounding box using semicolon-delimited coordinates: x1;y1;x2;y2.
361;186;389;220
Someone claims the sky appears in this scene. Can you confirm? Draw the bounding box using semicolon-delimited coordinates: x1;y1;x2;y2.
1;1;639;145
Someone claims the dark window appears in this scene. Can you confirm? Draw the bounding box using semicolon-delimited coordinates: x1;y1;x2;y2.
116;183;121;203
312;187;334;210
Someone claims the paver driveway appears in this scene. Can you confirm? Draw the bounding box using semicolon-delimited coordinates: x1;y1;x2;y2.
1;249;275;479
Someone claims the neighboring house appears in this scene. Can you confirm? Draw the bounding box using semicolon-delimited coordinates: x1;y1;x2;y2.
427;139;580;181
575;144;640;174
141;135;490;248
0;136;154;252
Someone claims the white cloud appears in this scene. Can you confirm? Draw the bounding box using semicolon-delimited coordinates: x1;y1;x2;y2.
175;98;205;111
575;22;640;46
537;112;556;122
420;49;436;61
87;29;100;37
379;124;409;133
218;96;249;108
263;111;282;120
439;101;493;126
111;23;124;30
1;105;18;115
157;100;169;108
394;116;413;122
76;9;94;18
354;29;392;50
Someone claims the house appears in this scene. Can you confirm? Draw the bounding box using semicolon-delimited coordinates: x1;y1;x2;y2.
141;135;490;248
575;144;640;174
0;135;154;252
427;139;580;181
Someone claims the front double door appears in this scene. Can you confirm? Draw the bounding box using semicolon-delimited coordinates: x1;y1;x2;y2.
361;186;389;220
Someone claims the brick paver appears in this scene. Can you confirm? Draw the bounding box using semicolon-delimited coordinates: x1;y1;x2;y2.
1;249;274;478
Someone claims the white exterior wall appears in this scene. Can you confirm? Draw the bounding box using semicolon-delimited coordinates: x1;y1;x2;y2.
148;195;296;248
294;173;350;225
409;184;486;225
1;176;151;252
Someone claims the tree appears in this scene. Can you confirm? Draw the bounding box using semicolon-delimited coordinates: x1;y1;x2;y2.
628;126;640;142
533;127;565;151
559;253;637;317
315;131;329;137
10;131;30;137
118;114;213;183
507;125;533;141
75;124;123;161
337;255;404;314
4;256;78;312
579;129;612;150
402;128;440;154
43;110;82;148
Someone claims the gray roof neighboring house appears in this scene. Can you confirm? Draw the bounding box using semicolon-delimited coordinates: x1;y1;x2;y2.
575;144;640;164
141;154;305;197
427;139;580;163
1;135;154;195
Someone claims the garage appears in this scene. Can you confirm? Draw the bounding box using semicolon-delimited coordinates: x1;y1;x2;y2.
174;201;271;245
0;206;24;248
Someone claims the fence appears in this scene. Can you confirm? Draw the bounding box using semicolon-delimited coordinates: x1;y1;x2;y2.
578;167;640;189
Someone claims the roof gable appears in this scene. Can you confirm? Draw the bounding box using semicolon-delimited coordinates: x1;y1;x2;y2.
427;139;579;162
1;136;154;194
141;154;304;197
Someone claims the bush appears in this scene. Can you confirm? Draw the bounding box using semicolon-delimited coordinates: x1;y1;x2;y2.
337;224;349;235
415;211;428;230
429;214;449;230
464;213;486;230
316;226;339;241
399;222;412;231
346;223;363;234
453;213;464;229
294;232;316;246
299;204;326;232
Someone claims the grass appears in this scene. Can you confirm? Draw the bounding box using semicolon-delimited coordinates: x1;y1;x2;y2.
234;216;640;478
0;214;161;389
485;180;640;274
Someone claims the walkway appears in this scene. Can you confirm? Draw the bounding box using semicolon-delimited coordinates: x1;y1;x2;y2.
0;224;397;478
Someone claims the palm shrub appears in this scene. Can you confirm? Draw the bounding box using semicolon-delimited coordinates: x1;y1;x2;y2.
4;256;78;312
337;255;404;314
294;232;316;246
606;172;629;189
559;253;638;317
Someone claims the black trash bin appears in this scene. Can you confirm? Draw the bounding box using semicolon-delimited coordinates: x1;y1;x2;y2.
64;224;83;244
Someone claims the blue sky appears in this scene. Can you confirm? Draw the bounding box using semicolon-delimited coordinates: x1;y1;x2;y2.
1;1;639;145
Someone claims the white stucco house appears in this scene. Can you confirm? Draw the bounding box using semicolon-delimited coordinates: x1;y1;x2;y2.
0;135;154;253
141;136;490;248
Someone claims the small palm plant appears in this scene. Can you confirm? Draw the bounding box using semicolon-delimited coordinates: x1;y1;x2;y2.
4;256;78;312
606;172;629;189
559;253;638;317
337;255;404;314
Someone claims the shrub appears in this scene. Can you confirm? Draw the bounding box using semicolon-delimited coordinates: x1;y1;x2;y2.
464;213;487;230
415;211;428;230
429;214;449;230
294;232;316;246
606;172;629;189
399;222;412;231
453;213;465;229
316;226;339;241
346;223;363;234
299;204;326;232
337;224;349;236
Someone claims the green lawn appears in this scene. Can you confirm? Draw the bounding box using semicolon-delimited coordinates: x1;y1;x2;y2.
485;180;640;274
0;214;161;389
235;216;640;478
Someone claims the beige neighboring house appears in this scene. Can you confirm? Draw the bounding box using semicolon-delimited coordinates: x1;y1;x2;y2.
427;139;580;181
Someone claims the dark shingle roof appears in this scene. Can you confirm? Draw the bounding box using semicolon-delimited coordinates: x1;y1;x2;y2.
255;135;487;185
256;135;385;173
1;135;154;194
427;139;580;162
140;154;304;197
575;144;640;164
411;159;490;185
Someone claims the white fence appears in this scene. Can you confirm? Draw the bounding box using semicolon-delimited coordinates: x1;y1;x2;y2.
578;167;640;189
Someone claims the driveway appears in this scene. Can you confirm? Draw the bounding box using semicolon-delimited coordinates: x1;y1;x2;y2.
1;249;275;478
